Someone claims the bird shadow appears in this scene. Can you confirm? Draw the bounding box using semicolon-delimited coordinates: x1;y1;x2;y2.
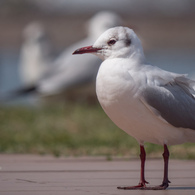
168;187;195;190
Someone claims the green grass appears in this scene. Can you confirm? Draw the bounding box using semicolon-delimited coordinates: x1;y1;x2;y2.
0;102;195;159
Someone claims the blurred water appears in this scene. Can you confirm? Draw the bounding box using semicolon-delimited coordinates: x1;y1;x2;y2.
0;51;20;92
0;49;194;105
0;51;37;105
147;49;195;78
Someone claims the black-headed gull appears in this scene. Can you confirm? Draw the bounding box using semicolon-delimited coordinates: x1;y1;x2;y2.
3;12;121;102
39;11;122;98
19;22;52;87
73;26;195;190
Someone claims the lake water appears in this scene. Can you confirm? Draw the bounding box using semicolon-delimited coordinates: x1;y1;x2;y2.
0;48;195;105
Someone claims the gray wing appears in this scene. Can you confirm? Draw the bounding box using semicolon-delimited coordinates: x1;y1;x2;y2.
142;81;195;130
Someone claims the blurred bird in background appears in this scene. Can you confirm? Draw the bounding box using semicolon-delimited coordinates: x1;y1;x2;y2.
2;11;122;104
39;11;122;102
19;22;53;89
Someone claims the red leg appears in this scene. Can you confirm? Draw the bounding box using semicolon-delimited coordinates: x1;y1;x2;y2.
117;144;170;190
143;144;171;190
139;145;149;187
152;144;171;189
117;145;149;189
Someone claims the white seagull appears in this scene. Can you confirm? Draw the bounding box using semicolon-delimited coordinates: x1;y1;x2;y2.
73;26;195;190
0;11;122;101
19;22;52;88
38;11;122;98
1;12;121;102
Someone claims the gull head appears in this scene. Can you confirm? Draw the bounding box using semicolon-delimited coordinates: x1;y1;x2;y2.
87;11;122;39
23;22;47;44
73;26;145;62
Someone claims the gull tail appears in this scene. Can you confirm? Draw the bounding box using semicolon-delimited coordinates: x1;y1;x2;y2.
0;85;37;103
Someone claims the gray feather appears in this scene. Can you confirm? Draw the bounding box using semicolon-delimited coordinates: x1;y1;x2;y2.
142;81;195;130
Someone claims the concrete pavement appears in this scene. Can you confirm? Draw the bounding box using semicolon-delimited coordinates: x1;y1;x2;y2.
0;154;195;195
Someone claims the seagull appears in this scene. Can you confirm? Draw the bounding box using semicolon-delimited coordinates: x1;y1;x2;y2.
38;11;122;98
73;26;195;190
1;12;121;103
19;22;52;88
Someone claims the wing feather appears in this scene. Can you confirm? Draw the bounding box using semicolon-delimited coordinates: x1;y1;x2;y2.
141;77;195;130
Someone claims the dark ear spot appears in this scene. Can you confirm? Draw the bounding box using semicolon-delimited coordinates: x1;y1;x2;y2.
125;39;131;47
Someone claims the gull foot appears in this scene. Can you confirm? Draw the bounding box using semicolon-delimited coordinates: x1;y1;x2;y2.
117;181;170;190
147;181;170;190
117;181;149;190
117;185;145;190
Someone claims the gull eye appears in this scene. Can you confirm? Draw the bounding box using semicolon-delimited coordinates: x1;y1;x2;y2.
107;39;116;46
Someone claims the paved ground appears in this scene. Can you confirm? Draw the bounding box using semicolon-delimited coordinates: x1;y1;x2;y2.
0;155;195;195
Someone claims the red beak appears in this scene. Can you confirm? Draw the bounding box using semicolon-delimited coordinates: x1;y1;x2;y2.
72;46;101;55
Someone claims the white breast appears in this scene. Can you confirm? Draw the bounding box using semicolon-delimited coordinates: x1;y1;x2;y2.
96;59;191;146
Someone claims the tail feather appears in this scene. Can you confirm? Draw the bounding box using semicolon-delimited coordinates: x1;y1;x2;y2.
0;85;37;102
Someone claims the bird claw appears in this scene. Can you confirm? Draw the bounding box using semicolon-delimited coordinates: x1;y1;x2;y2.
117;181;148;190
117;184;145;190
147;183;169;190
117;181;169;190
